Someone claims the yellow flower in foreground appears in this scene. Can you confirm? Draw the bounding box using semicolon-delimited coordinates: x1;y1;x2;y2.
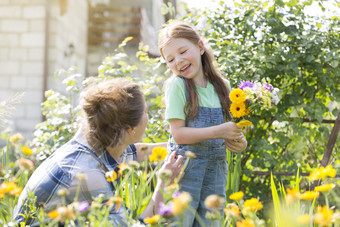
117;163;131;176
314;205;334;226
149;147;168;162
286;188;300;205
237;120;252;127
22;146;34;155
236;218;255;227
144;214;160;224
48;210;59;219
0;182;22;196
172;191;192;215
229;88;247;104
315;183;336;192
229;191;244;201
243;198;263;212
106;195;123;210
297;214;310;224
299;191;319;200
9;133;23;143
224;203;240;218
105;170;118;182
309;165;336;181
230;102;247;118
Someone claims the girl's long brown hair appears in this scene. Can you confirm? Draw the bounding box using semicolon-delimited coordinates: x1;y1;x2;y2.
159;21;232;121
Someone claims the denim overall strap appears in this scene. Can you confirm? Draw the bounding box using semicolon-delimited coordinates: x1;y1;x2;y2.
168;78;226;159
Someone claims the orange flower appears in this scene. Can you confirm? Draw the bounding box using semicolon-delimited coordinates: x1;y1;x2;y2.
230;102;247;118
144;214;160;224
236;218;255;227
0;182;22;196
229;191;244;201
309;165;336;181
106;195;123;210
286;188;300;205
237;120;252;127
48;210;59;219
314;205;334;226
299;191;319;200
105;170;118;182
117;163;131;176
149;147;168;162
22;146;34;155
224;203;240;218
315;183;336;192
9;133;23;143
229;88;247;104
172;192;192;215
243;198;263;212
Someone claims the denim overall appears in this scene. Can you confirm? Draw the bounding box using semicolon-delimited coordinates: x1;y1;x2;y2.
168;100;228;226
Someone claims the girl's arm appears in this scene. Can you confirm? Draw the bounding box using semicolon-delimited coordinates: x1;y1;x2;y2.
169;119;244;145
135;142;168;162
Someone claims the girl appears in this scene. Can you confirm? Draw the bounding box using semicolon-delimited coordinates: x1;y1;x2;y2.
158;22;247;226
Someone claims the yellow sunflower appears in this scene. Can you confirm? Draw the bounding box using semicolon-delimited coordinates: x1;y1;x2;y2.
230;102;247;118
229;88;247;104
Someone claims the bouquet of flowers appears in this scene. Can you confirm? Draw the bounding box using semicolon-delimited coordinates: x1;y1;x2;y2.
226;79;280;199
229;79;280;127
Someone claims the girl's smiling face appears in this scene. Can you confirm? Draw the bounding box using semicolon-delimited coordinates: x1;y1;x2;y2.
162;38;205;85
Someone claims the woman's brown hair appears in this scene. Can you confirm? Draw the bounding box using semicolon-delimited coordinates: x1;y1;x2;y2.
158;21;232;121
80;78;145;150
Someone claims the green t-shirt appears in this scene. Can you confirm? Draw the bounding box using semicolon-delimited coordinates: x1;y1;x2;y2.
164;76;231;121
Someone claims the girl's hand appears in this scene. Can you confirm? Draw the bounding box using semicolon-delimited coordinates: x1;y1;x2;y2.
218;122;243;141
225;135;247;152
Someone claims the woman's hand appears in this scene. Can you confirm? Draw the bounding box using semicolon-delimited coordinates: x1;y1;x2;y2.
158;151;184;183
225;134;247;153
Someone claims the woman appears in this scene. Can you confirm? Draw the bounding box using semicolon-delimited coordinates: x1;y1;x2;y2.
12;78;184;226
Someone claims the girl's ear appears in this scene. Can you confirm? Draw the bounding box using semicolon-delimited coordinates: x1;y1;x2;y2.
198;40;205;55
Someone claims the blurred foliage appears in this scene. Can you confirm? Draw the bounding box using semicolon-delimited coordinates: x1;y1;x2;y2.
0;0;339;224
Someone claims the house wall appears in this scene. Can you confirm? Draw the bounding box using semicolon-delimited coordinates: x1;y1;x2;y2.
0;0;88;141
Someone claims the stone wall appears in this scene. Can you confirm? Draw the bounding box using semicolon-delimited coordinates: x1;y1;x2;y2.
0;0;88;141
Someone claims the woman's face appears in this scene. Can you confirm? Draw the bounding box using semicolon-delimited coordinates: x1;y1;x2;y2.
133;101;148;142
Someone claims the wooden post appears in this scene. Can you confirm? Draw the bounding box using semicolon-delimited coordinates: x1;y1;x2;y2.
320;112;340;167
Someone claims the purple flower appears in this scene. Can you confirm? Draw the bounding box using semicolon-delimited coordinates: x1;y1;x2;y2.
263;82;273;91
172;191;181;198
78;201;90;213
158;202;173;216
238;80;255;90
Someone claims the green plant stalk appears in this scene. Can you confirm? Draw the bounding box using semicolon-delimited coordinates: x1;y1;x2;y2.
233;152;242;192
271;173;283;226
226;150;233;203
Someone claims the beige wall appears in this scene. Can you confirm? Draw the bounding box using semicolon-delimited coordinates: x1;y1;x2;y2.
0;0;87;140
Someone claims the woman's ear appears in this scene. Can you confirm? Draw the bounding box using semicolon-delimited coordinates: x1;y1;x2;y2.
198;40;205;55
127;128;136;136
